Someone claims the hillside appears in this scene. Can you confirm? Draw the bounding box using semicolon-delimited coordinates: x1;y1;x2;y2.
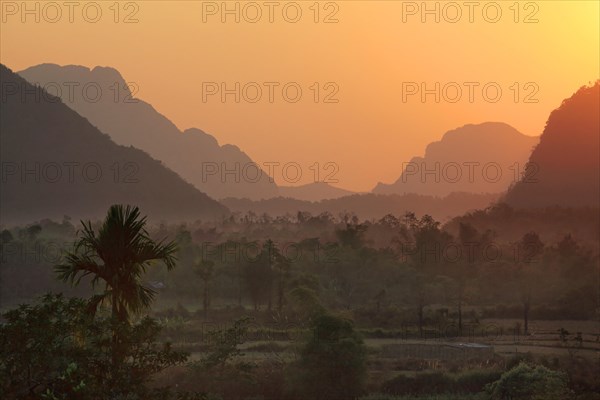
18;63;279;200
276;182;356;201
1;64;228;224
373;122;538;196
504;82;600;208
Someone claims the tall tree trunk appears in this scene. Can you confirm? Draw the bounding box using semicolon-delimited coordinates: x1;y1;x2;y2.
523;295;530;335
111;292;119;369
203;279;209;319
457;278;465;336
458;300;462;336
458;282;463;335
277;267;284;313
418;301;424;338
267;255;273;311
238;265;242;307
268;292;272;311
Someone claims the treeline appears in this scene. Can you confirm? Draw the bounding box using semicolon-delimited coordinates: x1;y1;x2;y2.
1;205;598;399
2;205;598;328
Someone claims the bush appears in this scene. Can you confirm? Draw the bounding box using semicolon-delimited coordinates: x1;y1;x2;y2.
286;313;367;400
0;294;188;399
486;362;571;400
380;370;502;396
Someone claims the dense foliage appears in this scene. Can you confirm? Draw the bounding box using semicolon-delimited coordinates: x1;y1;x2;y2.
0;294;187;399
1;205;598;399
287;313;367;400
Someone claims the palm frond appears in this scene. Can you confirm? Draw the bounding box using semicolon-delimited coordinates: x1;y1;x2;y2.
54;204;178;323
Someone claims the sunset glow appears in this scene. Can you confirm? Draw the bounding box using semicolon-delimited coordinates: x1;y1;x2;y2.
3;0;598;191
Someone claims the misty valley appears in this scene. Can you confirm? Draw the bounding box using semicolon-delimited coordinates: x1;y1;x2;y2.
1;3;599;400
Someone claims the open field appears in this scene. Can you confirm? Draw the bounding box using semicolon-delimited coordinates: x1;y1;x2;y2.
170;317;600;363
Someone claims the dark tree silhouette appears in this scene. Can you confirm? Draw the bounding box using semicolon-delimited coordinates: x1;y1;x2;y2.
55;204;178;366
516;231;544;335
195;259;215;319
56;204;178;322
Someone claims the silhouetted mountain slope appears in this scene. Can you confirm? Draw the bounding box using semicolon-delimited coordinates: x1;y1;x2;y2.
373;122;538;196
222;192;499;222
504;82;600;208
276;182;356;202
18;64;278;200
1;64;228;224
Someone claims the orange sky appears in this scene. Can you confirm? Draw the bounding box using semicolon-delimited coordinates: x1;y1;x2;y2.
1;0;598;191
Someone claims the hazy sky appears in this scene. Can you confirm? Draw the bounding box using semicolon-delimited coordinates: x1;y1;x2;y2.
2;0;599;191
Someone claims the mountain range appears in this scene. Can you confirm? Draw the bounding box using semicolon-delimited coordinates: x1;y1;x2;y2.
373;122;539;196
504;81;600;208
277;182;357;201
5;62;598;223
222;192;499;222
19;64;550;205
18;64;278;201
1;64;228;224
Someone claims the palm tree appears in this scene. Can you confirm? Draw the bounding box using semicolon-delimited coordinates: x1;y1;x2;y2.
56;204;178;323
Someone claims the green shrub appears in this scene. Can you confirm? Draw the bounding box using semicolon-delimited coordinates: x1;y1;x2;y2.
486;362;571;400
381;369;502;396
0;294;188;399
286;313;367;400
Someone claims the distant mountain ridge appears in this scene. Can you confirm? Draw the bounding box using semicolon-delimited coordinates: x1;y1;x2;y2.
277;182;357;201
222;192;499;222
1;64;229;224
18;63;279;200
504;82;600;208
373;122;538;196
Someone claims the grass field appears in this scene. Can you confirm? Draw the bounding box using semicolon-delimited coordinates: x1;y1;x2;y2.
175;318;599;365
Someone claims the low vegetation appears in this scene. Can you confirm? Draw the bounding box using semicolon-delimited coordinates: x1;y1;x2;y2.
1;204;598;399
